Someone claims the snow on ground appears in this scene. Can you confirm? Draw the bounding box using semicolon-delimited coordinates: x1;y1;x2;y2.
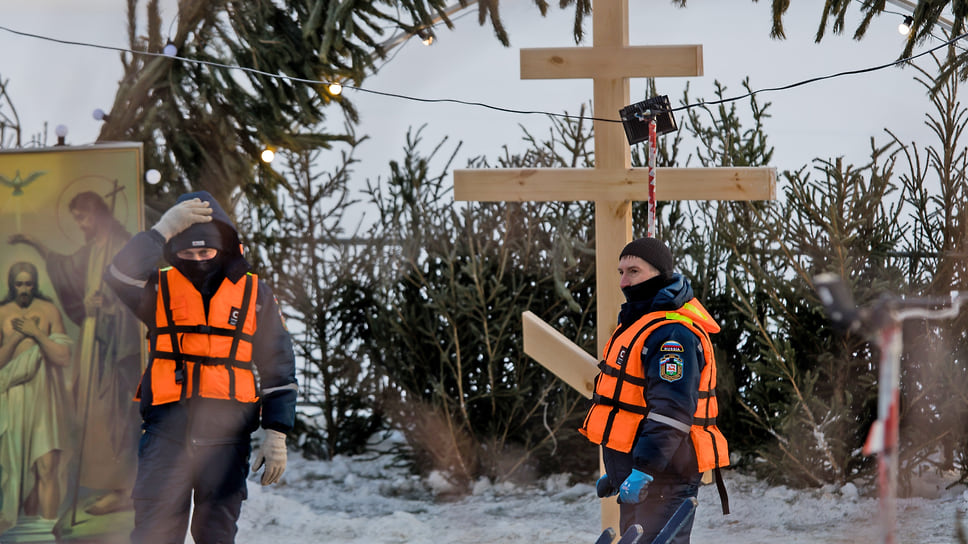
230;438;968;544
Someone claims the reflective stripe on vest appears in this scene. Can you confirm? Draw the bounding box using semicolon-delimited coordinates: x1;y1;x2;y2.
137;268;260;405
579;299;730;472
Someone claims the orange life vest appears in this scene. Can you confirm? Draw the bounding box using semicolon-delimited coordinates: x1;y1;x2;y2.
579;298;729;473
136;267;260;406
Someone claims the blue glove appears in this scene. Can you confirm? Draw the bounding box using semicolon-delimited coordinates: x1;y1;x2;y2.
618;469;653;504
596;473;618;498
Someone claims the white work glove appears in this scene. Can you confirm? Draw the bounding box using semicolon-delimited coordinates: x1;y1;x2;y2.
152;198;213;241
251;429;287;485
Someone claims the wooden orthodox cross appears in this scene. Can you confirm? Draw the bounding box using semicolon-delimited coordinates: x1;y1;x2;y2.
453;1;776;535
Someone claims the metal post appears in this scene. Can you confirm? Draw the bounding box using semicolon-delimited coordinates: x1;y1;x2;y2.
867;320;902;544
647;116;657;238
814;274;968;544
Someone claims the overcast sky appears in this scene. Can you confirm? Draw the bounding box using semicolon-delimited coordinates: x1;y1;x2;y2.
0;1;946;194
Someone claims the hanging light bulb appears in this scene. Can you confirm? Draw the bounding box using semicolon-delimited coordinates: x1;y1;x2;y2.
55;124;68;146
327;81;343;96
417;28;435;46
898;16;913;35
163;42;177;57
261;147;276;163
92;108;109;121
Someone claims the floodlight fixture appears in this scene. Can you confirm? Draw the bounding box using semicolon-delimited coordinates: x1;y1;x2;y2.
619;95;677;146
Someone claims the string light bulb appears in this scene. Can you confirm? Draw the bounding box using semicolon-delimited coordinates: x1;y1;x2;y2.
327;81;343;96
55;124;68;146
422;34;435;46
92;108;109;121
260;147;276;163
145;169;162;185
163;42;177;57
898;16;913;35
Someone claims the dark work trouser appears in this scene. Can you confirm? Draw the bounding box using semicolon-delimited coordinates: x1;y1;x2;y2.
619;472;703;544
131;431;250;544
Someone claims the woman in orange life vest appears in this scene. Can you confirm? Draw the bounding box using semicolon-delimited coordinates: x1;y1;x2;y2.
105;192;297;544
579;237;729;544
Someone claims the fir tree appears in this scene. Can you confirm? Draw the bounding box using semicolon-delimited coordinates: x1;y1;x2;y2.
354;122;599;487
96;1;581;217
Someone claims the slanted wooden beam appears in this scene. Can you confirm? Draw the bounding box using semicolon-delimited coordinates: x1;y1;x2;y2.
522;311;599;399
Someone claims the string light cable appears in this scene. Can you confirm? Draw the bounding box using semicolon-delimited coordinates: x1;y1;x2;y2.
665;29;968;116
0;22;965;125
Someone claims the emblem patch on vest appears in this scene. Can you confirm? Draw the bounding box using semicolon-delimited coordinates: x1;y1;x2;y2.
616;346;629;367
659;353;683;382
229;306;241;327
660;340;684;353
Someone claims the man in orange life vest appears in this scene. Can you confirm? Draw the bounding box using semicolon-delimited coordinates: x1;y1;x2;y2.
579;237;729;543
105;192;297;544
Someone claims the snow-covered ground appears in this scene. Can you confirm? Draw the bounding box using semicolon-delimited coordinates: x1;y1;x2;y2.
232;436;968;544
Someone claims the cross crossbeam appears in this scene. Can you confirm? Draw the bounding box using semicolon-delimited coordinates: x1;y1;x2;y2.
455;167;776;202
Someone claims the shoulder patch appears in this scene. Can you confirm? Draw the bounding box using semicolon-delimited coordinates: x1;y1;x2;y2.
660;340;684;353
659;353;683;382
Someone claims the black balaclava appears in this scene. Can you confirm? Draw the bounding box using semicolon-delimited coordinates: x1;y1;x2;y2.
169;222;226;296
621;274;668;304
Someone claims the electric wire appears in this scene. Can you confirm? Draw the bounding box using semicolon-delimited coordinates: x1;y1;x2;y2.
666;30;967;114
0;22;965;124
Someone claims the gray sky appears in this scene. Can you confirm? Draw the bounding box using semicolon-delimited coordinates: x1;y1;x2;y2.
348;1;940;180
0;1;944;193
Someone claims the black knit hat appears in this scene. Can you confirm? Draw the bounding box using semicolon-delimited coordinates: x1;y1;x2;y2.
619;237;674;278
169;222;224;254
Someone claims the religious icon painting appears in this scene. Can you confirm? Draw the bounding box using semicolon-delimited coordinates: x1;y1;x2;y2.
0;143;145;543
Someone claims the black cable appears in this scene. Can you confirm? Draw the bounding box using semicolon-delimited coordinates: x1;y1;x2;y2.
0;22;964;124
0;23;609;122
669;30;968;114
344;83;602;119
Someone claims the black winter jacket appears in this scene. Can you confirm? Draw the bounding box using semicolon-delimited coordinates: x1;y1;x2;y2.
602;273;703;486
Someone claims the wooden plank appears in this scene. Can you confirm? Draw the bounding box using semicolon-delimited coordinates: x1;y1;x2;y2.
593;0;628;48
454;167;776;202
592;77;631;171
521;311;599;398
520;45;703;80
595;202;631;355
657;167;777;200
